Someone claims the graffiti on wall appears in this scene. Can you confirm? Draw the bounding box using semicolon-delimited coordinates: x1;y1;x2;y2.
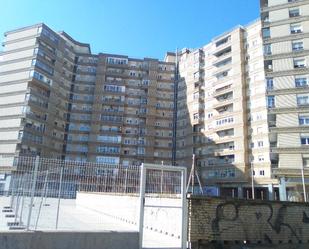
191;199;309;242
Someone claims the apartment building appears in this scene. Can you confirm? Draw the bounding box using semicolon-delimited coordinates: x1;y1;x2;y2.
260;0;309;201
168;20;277;199
0;24;175;169
1;0;309;201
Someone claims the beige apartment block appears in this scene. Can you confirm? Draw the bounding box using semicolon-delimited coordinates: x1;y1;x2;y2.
261;0;309;201
1;0;309;201
170;20;278;199
0;24;175;171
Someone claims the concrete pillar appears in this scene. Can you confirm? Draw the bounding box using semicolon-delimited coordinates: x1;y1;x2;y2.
268;184;274;201
237;186;243;199
279;177;287;201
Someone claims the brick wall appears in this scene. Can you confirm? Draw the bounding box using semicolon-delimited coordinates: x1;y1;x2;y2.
188;195;309;248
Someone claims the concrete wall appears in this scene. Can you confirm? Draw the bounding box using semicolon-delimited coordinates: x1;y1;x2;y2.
0;230;138;249
188;196;309;248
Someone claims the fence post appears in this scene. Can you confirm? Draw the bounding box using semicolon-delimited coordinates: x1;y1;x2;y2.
160;161;164;194
138;163;146;249
124;168;128;194
14;186;21;224
35;170;49;230
10;178;16;208
19;187;25;225
26;156;40;230
56;167;63;229
181;168;188;249
10;156;19;208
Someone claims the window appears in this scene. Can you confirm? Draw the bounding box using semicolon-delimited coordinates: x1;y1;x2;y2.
97;135;121;143
299;116;309;125
216;117;234;126
96;156;120;164
289;8;300;17
267;96;275;108
142;79;149;85
292;40;303;51
297;95;309;106
107;57;128;65
266;78;273;90
193;92;199;100
256;113;263;120
293;58;305;68
193;71;199;79
295;76;308;87
301;137;309;145
303;157;309;167
193;113;199;120
79;124;90;132
257;127;263;133
262;28;270;38
264;60;273;71
31;59;54;75
97;146;120;154
263;44;272;55
259;170;265;176
137;147;145;155
290;23;302;34
29;70;52;86
258;155;265;162
104;85;125;93
258;141;264;147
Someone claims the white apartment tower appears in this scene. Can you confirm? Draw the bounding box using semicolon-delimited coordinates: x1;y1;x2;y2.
169;20;277;199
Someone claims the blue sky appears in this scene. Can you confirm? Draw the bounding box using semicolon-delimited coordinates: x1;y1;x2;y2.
1;0;260;59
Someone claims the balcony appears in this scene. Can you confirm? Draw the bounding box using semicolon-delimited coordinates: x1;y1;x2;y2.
216;106;234;117
213;46;232;58
213;84;232;97
213;98;233;109
213;64;232;77
214;146;235;156
102;108;124;113
268;120;276;127
216;155;235;165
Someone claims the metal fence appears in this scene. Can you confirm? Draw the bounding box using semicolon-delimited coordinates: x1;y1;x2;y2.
0;156;183;232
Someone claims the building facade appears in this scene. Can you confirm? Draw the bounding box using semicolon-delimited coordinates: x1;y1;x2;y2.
170;20;277;199
0;24;175;168
1;0;309;201
260;0;309;201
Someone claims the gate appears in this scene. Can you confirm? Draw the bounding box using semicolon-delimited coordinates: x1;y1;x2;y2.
138;163;187;249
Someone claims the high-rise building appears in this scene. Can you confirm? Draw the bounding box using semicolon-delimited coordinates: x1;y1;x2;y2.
260;0;309;201
169;20;277;199
0;24;175;167
1;0;309;201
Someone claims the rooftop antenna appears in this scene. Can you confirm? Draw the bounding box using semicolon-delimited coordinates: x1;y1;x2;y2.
186;154;203;194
